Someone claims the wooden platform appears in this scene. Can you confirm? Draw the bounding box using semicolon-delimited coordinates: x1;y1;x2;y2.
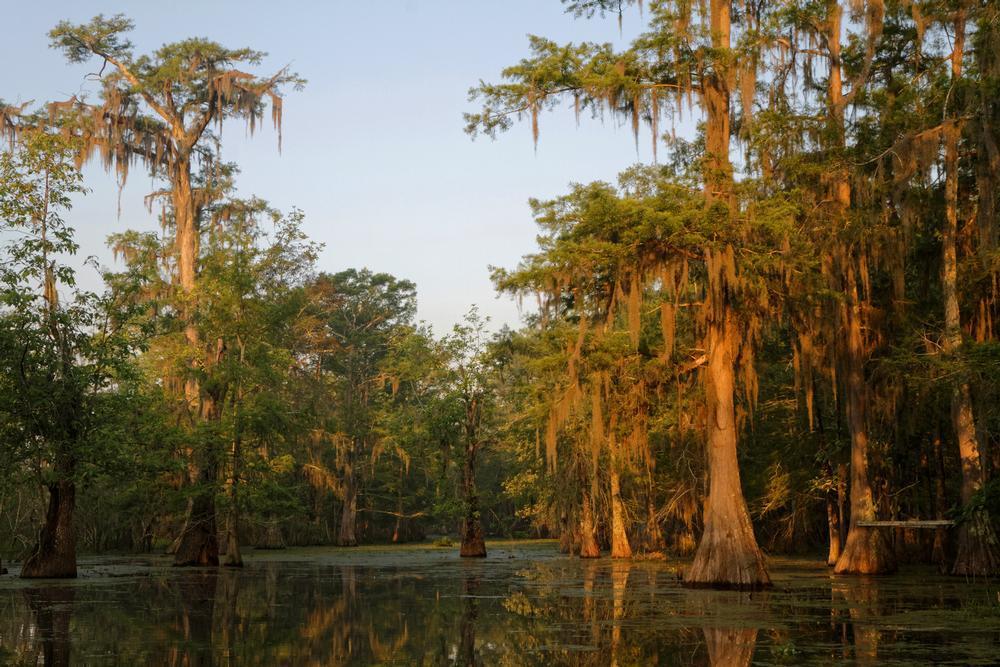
856;519;954;528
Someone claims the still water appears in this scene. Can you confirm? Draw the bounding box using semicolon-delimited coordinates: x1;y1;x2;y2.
1;541;998;665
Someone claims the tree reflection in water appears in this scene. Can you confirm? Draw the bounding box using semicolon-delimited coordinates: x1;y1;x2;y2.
0;546;997;665
23;586;74;667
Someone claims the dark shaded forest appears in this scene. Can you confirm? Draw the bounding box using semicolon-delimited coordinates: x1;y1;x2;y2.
2;0;1000;593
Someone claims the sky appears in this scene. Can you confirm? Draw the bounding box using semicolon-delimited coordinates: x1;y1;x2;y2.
4;1;680;334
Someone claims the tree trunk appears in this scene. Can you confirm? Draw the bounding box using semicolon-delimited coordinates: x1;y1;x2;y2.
941;11;1000;576
645;467;665;551
170;156;222;567
579;485;600;558
257;519;285;549
826;461;844;566
338;464;358;547
558;510;572;554
392;463;405;543
834;268;895;574
702;0;733;205
931;433;949;567
609;469;632;558
222;511;242;567
21;480;77;579
173;478;220;566
222;431;243;567
337;434;360;547
685;319;770;589
460;441;487;558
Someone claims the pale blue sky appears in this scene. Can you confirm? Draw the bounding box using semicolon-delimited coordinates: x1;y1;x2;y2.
5;1;683;333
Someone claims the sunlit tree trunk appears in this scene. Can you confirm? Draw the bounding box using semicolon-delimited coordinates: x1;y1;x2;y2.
609;469;632;558
222;432;243;567
644;464;665;551
579;482;600;558
558;510;572;553
818;0;893;575
682;0;770;590
942;9;1000;576
686;319;770;588
825;461;844;566
171;153;223;567
834;267;895;574
338;444;359;547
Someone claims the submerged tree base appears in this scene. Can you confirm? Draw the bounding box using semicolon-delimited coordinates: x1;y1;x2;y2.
683;522;771;590
460;540;487;558
682;542;770;589
21;481;78;579
834;526;896;575
173;494;220;567
952;512;1000;577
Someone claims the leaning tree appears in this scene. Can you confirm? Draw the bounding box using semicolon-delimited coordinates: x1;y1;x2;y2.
27;14;303;565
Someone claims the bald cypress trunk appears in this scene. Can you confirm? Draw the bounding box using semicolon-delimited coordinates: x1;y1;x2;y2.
685;319;770;588
825;461;844;566
460;437;486;558
579;484;600;558
338;448;359;547
816;0;893;575
609;469;632;558
943;9;1000;576
171;156;222;567
21;478;77;579
683;0;770;589
834;268;895;574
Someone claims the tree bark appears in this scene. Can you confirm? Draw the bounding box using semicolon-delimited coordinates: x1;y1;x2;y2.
257;518;285;550
558;510;572;554
460;440;487;558
171;155;221;567
173;477;220;566
931;433;949;567
609;469;632;558
941;8;1000;577
685;319;771;589
338;455;358;547
834;268;895;574
21;480;77;579
579;484;600;558
825;461;844;566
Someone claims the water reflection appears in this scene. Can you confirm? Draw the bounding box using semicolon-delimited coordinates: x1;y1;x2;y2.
0;547;997;665
23;586;74;667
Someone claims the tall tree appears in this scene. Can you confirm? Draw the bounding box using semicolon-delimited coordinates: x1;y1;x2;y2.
39;14;303;565
0;132;148;578
938;2;1000;576
469;0;774;587
442;308;502;557
307;270;416;546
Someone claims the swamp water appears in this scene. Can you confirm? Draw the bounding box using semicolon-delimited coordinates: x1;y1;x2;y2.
0;541;998;665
